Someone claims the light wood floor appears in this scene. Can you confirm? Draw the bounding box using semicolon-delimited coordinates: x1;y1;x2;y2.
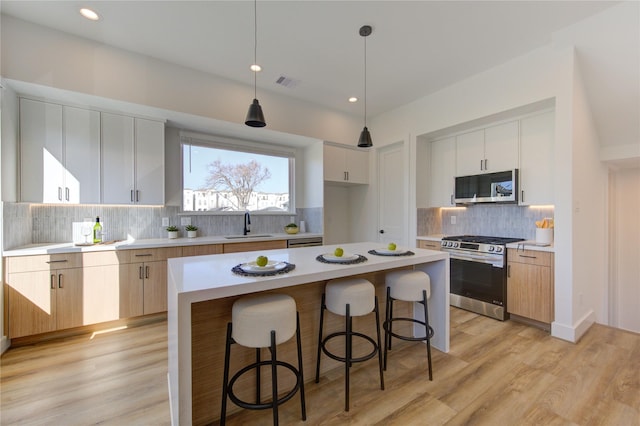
1;308;638;425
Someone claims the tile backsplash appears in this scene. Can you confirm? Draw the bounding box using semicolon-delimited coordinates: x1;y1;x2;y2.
2;203;323;250
418;205;554;240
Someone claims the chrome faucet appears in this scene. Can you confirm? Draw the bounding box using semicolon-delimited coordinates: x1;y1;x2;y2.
243;211;251;235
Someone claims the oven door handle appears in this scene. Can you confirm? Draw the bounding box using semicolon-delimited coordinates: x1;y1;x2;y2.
449;253;504;267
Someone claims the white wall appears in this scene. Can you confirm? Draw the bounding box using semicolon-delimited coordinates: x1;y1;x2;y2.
1;84;19;203
0;15;361;147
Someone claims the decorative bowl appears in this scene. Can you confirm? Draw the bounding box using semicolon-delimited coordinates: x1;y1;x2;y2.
284;226;299;235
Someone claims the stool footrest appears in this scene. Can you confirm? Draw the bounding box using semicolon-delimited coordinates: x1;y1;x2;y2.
383;317;435;342
227;360;302;411
321;331;378;364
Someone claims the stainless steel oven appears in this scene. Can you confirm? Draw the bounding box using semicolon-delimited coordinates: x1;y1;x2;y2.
441;235;523;320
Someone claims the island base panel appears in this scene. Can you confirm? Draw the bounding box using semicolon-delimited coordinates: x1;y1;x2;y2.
190;269;414;425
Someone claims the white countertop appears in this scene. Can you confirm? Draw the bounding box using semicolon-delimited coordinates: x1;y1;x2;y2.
416;234;445;242
506;240;555;252
168;242;448;302
2;232;323;257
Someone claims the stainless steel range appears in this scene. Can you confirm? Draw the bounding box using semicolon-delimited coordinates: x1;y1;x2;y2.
441;235;524;320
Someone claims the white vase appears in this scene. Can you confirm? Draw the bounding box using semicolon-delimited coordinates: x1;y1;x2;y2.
168;231;178;239
187;230;197;238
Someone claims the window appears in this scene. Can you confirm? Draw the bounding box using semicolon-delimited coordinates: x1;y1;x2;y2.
182;136;294;213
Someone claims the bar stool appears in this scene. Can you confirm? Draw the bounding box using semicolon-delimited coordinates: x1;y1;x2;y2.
221;293;306;425
315;278;384;411
383;270;434;380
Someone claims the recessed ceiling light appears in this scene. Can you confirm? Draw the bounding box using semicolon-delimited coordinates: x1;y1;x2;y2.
250;64;262;72
348;97;358;103
79;8;100;21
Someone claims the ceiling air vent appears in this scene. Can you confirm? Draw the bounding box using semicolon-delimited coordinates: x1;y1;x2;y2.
275;75;300;89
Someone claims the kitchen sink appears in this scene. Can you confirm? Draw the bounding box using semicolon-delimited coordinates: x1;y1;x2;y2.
224;234;272;239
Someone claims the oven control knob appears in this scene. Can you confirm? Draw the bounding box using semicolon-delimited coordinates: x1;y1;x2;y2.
496;246;503;253
488;246;494;252
453;242;459;248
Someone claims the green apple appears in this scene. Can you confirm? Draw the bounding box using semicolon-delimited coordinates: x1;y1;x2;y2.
256;255;268;267
388;242;397;251
334;247;344;257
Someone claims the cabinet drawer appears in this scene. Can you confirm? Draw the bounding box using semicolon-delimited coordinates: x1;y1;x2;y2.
418;240;440;251
507;249;552;267
223;240;287;254
123;247;182;263
6;253;82;273
181;244;223;257
82;250;129;267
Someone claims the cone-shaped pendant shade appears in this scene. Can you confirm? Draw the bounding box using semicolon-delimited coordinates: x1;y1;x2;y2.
245;99;266;127
357;126;373;148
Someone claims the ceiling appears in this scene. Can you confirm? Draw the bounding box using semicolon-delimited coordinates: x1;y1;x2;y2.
1;1;637;153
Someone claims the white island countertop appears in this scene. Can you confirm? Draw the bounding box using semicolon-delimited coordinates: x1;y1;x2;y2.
167;241;450;425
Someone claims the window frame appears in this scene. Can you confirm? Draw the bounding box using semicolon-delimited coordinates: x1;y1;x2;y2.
180;133;296;215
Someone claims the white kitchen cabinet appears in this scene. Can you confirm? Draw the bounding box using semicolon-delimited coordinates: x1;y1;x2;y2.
519;111;554;205
20;99;100;203
455;121;519;176
102;113;165;205
428;137;456;207
324;144;369;184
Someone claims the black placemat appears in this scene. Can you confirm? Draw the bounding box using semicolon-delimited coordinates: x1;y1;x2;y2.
232;262;296;277
367;249;415;257
315;254;368;265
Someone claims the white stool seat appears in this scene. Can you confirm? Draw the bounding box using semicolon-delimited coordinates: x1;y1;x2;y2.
386;270;431;302
326;278;375;316
232;293;296;348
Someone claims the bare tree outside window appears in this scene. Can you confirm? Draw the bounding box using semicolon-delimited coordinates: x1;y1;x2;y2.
205;159;271;210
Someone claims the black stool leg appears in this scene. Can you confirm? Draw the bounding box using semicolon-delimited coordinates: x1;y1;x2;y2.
256;348;261;404
220;322;233;426
423;289;433;381
388;293;394;351
315;293;326;383
296;312;307;420
345;303;353;411
383;287;391;370
374;296;385;390
269;330;279;425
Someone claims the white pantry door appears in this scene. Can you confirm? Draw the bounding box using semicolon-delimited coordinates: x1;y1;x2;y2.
377;141;407;247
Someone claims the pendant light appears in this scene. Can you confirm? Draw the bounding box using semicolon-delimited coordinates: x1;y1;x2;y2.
245;0;266;127
357;25;373;148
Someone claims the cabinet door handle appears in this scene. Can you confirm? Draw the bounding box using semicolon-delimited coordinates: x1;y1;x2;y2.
131;190;135;202
46;259;68;264
139;266;144;280
136;190;140;202
521;190;525;203
507;265;511;278
58;187;63;201
484;159;488;170
58;273;63;289
65;187;70;201
450;194;454;205
135;254;153;257
480;160;483;171
50;274;56;289
145;266;150;279
518;254;538;259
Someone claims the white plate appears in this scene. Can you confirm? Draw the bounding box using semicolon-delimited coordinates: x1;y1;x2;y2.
375;247;407;255
240;261;287;272
322;253;359;262
74;242;95;247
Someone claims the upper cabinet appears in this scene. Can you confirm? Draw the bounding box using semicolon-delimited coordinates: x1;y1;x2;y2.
323;143;369;185
519;111;554;206
456;121;519;176
428;137;456;207
20;99;101;204
101;113;165;205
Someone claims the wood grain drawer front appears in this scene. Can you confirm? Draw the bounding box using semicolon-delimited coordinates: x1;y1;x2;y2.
418;240;441;251
125;247;182;263
82;251;129;267
222;240;287;254
6;253;82;274
181;244;223;257
507;249;552;267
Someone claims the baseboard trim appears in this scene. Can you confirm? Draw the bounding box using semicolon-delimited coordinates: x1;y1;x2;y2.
1;335;10;355
551;309;596;343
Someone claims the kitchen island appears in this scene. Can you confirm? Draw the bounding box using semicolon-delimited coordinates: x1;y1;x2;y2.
167;242;449;425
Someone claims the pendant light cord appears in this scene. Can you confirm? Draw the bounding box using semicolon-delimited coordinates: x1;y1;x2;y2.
253;0;258;99
363;34;367;127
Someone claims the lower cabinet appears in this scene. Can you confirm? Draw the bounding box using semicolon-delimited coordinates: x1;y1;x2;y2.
222;240;287;253
5;253;84;338
417;240;441;251
507;248;554;324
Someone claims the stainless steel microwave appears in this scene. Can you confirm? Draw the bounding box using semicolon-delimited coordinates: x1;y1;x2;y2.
454;169;518;204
